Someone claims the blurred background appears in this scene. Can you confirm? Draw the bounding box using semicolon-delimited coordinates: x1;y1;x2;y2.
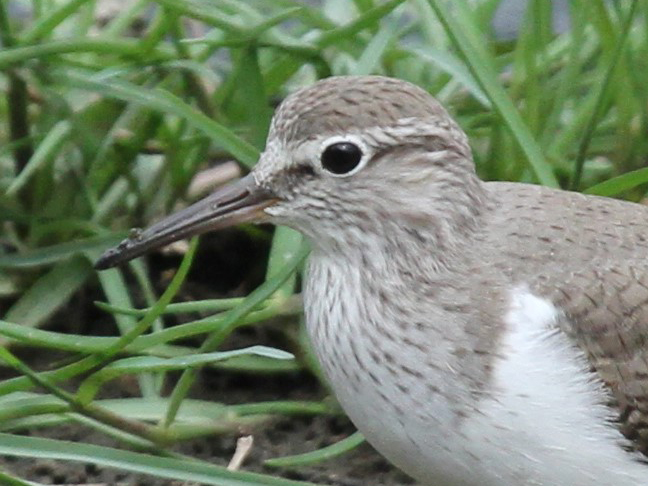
1;0;647;484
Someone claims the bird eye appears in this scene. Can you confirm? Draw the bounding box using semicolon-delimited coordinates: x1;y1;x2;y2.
321;142;364;175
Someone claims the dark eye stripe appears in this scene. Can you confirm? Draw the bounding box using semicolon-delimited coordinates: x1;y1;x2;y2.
285;163;317;179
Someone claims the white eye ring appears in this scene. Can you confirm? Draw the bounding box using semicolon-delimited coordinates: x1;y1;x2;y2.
319;135;370;177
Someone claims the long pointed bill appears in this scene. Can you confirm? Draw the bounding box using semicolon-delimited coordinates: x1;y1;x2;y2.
94;173;277;270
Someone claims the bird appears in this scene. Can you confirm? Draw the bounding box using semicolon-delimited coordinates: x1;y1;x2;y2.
96;75;648;486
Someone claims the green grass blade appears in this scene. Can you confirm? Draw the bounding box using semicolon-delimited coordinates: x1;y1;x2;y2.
0;433;320;486
6;121;72;197
0;38;173;69
19;0;94;44
265;431;364;468
54;68;259;168
424;0;558;187
93;261;160;398
0;233;126;269
569;0;639;190
0;295;300;355
265;226;303;299
3;256;92;329
77;347;294;403
95;297;248;316
0;470;37;486
583;167;648;197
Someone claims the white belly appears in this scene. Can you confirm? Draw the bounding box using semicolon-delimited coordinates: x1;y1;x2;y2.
449;288;646;486
304;261;646;486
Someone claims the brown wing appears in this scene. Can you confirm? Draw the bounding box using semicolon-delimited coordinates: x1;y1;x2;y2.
484;182;648;455
542;262;648;455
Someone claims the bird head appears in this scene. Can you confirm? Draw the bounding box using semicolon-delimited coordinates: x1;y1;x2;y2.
96;75;482;269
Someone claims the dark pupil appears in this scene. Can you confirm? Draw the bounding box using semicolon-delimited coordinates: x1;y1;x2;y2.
321;142;363;175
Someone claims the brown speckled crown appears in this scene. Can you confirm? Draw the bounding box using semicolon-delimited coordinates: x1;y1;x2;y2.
270;76;459;143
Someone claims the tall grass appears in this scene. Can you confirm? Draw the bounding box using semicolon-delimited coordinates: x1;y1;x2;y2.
1;0;647;484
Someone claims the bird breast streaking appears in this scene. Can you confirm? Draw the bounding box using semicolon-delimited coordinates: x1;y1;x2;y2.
96;75;648;485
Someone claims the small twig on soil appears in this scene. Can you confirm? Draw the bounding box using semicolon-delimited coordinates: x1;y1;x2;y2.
227;435;254;471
